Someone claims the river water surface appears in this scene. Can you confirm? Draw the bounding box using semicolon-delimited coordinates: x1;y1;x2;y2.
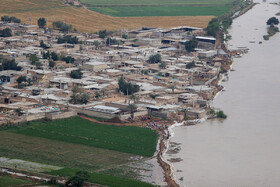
168;1;280;186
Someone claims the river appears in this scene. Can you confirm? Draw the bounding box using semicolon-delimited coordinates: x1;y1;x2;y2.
167;0;280;186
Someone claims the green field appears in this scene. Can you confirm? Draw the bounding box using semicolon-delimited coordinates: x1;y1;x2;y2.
0;176;32;187
81;0;235;17
9;117;158;157
0;132;136;172
46;168;154;187
0;117;158;186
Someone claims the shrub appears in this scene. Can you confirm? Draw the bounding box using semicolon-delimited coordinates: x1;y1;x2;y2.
216;110;227;119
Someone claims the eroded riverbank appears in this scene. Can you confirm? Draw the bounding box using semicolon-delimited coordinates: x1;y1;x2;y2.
167;0;280;186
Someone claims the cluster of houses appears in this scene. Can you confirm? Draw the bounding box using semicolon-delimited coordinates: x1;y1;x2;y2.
0;21;234;125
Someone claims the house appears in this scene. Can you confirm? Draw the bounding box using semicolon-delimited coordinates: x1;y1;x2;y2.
83;61;107;72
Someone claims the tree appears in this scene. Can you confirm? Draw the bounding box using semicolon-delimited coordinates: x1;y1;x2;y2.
149;94;158;99
14;108;23;116
37;18;46;28
106;37;119;46
181;108;189;120
159;62;166;69
49;60;55;68
66;171;89;187
53;21;72;32
216;110;227;119
129;94;138;102
148;54;161;64
0;56;22;71
51;52;58;61
128;104;137;113
101;89;106;97
186;61;195;69
1;16;21;23
29;54;39;65
267;17;279;26
0;28;12;37
170;85;175;93
141;70;148;75
206;18;220;37
185;38;198;52
93;41;100;49
17;76;27;84
70;69;83;79
42;51;50;59
57;35;78;44
118;77;140;95
81;93;90;104
122;34;128;39
40;40;48;49
98;30;107;39
62;56;75;64
94;91;101;99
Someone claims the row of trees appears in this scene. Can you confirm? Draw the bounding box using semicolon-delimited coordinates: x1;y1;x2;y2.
42;51;75;63
53;21;72;32
1;16;21;23
57;35;79;44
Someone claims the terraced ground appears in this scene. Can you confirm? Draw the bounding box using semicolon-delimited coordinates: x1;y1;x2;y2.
0;0;213;32
81;0;235;17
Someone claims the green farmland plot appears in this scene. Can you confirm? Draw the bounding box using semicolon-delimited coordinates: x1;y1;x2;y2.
0;176;33;187
9;117;158;157
80;0;236;17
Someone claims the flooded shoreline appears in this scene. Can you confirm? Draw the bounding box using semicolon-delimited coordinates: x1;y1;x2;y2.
167;0;280;186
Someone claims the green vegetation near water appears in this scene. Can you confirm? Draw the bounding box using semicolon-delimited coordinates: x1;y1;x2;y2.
0;176;32;187
46;168;154;187
89;5;232;17
81;0;235;17
8;117;158;157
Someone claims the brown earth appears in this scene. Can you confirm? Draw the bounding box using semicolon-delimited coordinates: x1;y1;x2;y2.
0;0;213;33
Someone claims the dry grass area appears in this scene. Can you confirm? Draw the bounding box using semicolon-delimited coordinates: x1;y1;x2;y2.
0;0;213;33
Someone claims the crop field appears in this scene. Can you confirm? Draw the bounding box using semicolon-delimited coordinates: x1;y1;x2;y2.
89;5;232;17
0;0;213;32
8;117;158;157
0;132;136;172
0;176;33;187
46;168;154;187
81;0;235;17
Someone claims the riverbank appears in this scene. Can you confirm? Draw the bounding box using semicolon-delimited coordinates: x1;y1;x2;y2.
167;0;280;186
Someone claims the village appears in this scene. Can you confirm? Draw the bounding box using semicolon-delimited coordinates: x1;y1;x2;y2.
0;18;237;127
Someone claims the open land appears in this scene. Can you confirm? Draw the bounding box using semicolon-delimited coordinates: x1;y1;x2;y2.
8;117;158;157
0;117;158;186
0;175;33;187
0;0;213;32
81;0;235;17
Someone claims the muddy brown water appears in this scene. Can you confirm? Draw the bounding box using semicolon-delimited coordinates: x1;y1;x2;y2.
167;0;280;186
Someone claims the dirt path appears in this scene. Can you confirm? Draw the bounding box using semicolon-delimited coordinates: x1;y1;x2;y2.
78;114;145;127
